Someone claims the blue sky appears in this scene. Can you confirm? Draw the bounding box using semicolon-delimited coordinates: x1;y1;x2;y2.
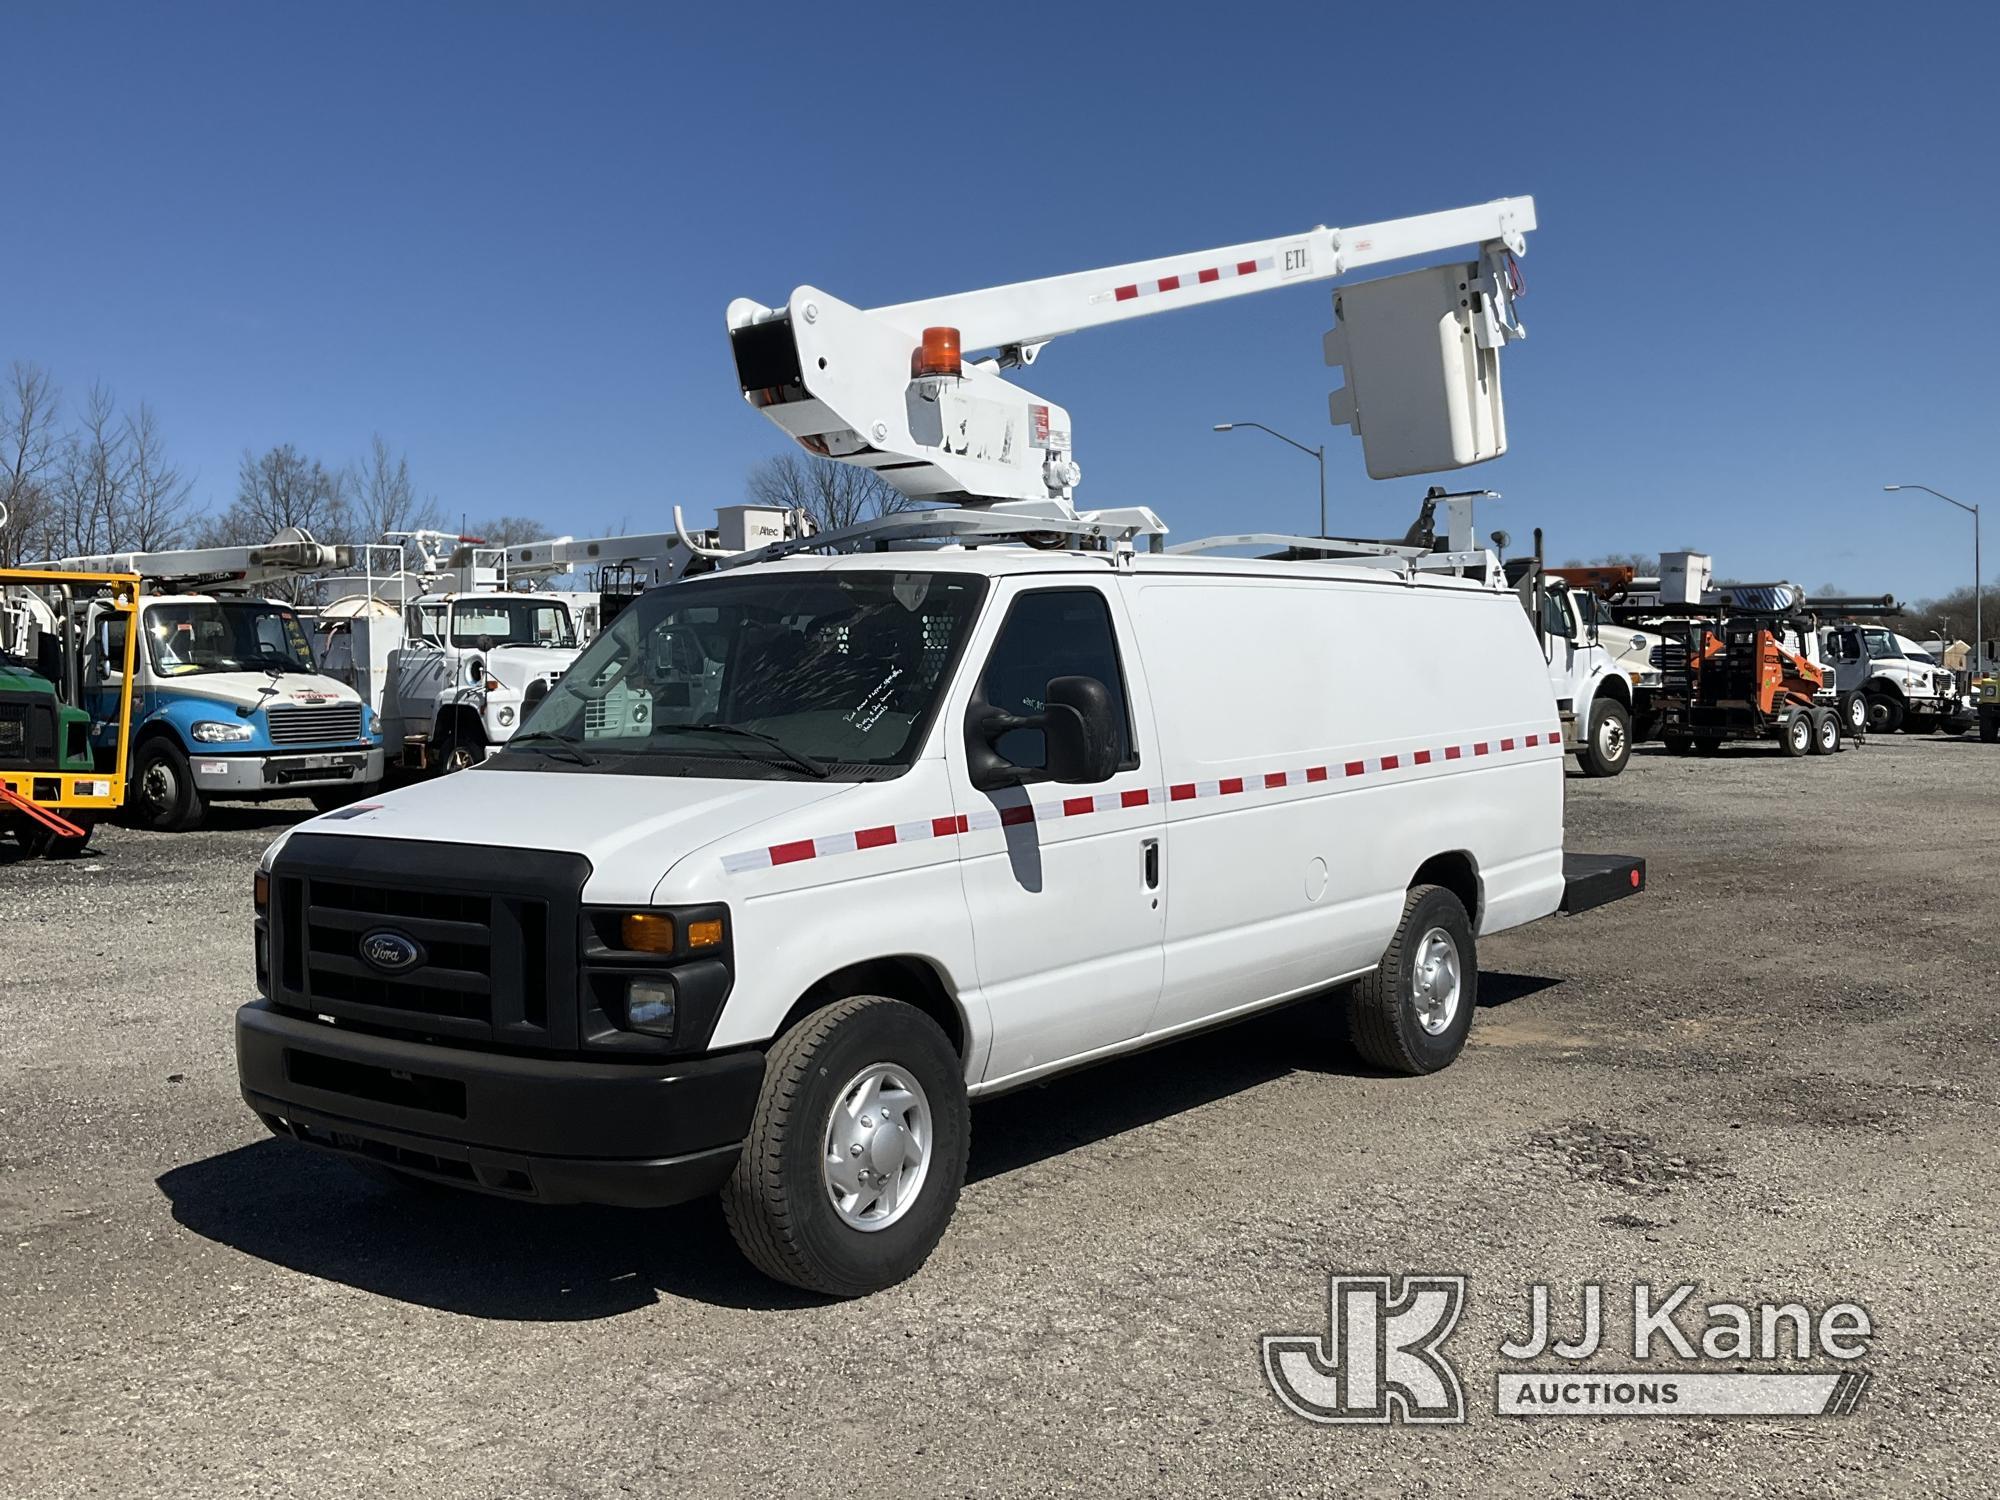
9;1;1996;598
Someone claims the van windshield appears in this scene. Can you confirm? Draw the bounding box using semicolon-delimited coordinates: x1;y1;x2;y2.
504;569;987;778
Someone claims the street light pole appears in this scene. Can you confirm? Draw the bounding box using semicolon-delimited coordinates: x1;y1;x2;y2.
1215;422;1326;536
1885;484;1982;672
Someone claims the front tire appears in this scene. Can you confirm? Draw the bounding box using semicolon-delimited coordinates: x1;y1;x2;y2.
128;739;205;831
1840;692;1869;738
1866;693;1904;735
723;995;969;1298
1346;884;1478;1076
439;720;487;774
1579;698;1632;778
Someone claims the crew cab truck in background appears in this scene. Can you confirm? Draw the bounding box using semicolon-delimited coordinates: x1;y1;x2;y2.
236;536;1643;1297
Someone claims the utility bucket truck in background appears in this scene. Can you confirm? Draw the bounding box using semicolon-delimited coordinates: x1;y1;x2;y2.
31;531;382;831
238;195;1646;1300
1;563;141;856
317;509;793;774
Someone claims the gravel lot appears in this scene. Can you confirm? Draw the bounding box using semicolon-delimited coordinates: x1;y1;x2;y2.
4;736;1996;1498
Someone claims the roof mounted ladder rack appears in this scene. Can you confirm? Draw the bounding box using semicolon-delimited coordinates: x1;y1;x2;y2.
710;504;1169;572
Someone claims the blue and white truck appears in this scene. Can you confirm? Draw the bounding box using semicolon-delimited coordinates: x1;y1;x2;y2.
50;530;384;830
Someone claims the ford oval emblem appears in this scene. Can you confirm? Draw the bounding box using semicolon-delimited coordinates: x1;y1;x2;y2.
360;928;425;974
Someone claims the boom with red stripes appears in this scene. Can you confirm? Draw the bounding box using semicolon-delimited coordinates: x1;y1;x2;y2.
728;197;1534;512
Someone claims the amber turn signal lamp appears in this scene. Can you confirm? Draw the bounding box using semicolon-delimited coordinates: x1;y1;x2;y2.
254;870;270;913
685;918;725;951
621;913;676;953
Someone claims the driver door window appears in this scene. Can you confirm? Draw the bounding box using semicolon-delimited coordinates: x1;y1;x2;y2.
976;588;1135;773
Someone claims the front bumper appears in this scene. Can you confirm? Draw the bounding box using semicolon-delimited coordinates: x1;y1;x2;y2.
192;747;384;794
236;1000;763;1206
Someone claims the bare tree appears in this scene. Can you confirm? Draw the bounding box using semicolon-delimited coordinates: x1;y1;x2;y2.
201;444;351;600
121;401;193;551
467;514;550;547
350;434;441;540
0;362;63;564
748;452;911;533
44;383;135;558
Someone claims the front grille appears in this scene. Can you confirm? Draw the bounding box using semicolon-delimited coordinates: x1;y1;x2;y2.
268;834;587;1049
267;703;364;744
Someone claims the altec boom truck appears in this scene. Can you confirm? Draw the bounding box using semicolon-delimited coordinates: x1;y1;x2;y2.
240;196;1644;1298
42;531;383;829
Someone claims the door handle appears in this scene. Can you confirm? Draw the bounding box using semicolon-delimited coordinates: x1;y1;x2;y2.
1142;837;1160;890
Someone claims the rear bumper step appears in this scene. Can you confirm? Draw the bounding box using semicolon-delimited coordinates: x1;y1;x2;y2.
1560;852;1645;913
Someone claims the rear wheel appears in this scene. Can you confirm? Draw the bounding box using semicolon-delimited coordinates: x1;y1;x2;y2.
1579;698;1632;778
1782;711;1813;757
1810;710;1840;756
1346;884;1478;1076
128;739;205;831
1865;693;1904;735
723;995;969;1298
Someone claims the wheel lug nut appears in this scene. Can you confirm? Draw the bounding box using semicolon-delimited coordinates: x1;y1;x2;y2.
849;1144;863;1157
861;1114;873;1127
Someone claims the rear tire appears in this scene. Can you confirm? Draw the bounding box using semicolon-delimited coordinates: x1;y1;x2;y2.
1346;884;1478;1076
128;739;205;832
1782;710;1813;757
1810;709;1840;756
1579;698;1632;778
723;995;969;1298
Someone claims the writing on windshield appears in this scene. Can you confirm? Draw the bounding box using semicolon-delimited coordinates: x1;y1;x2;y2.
511;570;986;778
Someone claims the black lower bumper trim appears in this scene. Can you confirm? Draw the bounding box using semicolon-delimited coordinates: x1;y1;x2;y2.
246;1091;741;1207
235;999;762;1207
1559;851;1646;913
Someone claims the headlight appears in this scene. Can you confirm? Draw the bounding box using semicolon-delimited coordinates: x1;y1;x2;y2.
497;706;516;726
192;720;255;743
624;977;677;1036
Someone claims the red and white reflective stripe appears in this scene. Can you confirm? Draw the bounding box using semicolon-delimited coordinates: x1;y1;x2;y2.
1111;255;1275;303
720;727;1561;874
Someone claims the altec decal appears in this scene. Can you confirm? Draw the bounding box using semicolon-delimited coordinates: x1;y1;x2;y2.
719;728;1562;875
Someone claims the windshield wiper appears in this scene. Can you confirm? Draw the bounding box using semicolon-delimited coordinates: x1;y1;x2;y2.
673;722;829;778
506;731;598;767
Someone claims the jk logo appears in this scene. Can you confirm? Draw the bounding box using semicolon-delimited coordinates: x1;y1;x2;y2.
1262;1275;1467;1424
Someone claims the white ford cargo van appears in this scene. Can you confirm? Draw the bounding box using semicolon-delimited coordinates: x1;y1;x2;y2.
237;531;1642;1296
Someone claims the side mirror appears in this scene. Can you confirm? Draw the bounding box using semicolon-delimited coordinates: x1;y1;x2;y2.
966;674;1120;791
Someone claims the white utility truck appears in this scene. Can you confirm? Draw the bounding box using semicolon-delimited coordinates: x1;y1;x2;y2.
237;196;1643;1297
1820;624;1971;735
316;515;784;773
37;531;382;829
